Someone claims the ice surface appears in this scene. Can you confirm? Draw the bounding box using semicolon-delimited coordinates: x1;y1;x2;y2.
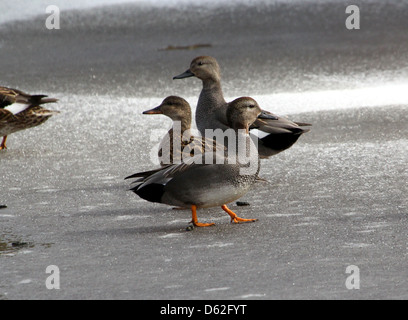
1;0;407;300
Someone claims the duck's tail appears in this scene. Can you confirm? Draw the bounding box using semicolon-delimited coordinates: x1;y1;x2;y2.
22;95;58;106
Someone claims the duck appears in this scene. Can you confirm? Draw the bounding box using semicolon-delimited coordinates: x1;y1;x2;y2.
142;96;226;167
0;86;59;150
173;56;311;158
126;96;269;227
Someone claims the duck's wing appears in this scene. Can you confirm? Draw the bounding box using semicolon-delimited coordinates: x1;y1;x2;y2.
0;109;18;137
248;109;311;158
0;86;21;108
251;109;311;135
0;105;59;137
126;141;227;189
0;86;58;108
125;163;191;191
0;108;14;122
17;105;60;118
159;131;227;166
181;134;227;157
10;105;59;130
124;165;173;181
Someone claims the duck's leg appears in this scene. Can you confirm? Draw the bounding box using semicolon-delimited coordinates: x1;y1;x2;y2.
191;205;215;227
221;205;258;224
0;136;7;150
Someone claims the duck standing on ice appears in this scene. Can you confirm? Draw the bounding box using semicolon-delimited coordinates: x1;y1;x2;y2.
126;96;271;227
0;86;59;150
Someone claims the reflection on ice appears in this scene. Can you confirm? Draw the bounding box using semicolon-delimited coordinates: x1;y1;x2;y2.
252;82;408;115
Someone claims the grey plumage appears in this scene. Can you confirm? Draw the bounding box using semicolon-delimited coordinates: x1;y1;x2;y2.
126;97;266;227
173;56;311;158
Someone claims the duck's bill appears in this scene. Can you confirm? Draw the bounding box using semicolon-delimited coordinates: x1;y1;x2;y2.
173;69;195;79
142;106;163;114
257;111;278;120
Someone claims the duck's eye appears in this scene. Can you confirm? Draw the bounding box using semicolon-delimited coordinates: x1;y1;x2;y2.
248;104;255;109
197;61;204;66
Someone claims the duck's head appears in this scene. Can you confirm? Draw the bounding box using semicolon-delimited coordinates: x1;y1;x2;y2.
143;96;192;125
173;56;221;82
227;97;276;133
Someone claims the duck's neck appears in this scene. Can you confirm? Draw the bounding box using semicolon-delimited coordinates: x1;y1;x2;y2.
180;117;191;133
234;129;260;176
198;78;226;111
171;117;191;135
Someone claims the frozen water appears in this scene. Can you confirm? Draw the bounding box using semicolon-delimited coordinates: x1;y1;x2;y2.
0;0;407;300
0;0;352;25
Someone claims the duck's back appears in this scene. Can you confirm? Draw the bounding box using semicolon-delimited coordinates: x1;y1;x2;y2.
162;163;257;208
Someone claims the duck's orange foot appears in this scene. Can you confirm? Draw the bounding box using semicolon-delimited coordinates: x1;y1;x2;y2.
0;136;7;150
221;205;258;224
230;216;258;224
190;205;215;227
191;221;216;227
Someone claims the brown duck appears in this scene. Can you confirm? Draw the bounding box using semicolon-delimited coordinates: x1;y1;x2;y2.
0;86;59;149
142;96;226;166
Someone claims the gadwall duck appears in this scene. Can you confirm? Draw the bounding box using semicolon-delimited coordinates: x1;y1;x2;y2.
142;96;226;166
126;97;269;227
173;56;311;158
0;86;58;149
